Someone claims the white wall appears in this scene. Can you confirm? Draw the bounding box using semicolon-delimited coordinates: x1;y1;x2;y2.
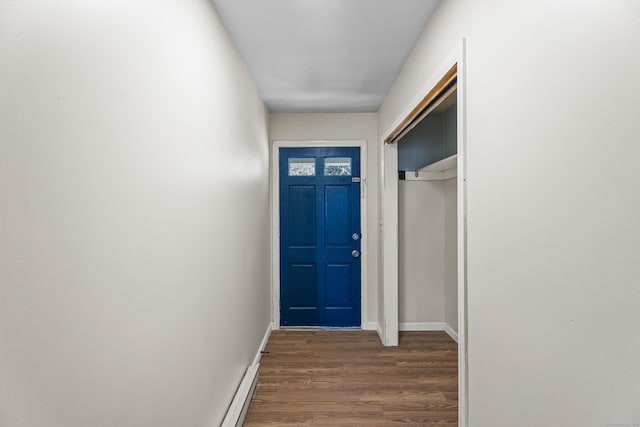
398;181;445;324
269;113;379;328
444;177;457;332
380;0;640;425
0;1;270;427
397;177;457;332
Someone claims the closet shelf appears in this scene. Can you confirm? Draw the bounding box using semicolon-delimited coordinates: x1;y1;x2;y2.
419;154;457;173
403;154;457;181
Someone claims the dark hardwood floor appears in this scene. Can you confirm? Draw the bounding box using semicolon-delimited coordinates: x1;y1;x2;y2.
243;330;458;426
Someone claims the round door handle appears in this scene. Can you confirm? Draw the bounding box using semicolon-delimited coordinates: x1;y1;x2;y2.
352;250;360;258
352;233;360;241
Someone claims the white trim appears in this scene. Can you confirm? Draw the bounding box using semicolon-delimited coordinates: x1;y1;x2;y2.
382;142;399;346
444;324;459;343
221;322;272;427
398;322;458;343
271;140;369;330
251;322;273;366
398;322;458;342
399;322;446;331
381;40;468;427
220;364;259;427
457;39;469;427
376;322;384;343
362;321;378;331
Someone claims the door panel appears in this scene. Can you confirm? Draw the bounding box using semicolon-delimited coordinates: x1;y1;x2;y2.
280;147;361;327
288;186;316;247
325;263;351;308
325;185;351;247
288;263;317;308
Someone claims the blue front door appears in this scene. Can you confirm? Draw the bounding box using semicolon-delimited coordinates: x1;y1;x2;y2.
280;147;361;327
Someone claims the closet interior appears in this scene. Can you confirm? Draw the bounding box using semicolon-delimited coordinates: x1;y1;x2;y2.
397;86;458;337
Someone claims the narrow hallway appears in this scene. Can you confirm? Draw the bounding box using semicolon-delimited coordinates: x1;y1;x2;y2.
244;331;457;425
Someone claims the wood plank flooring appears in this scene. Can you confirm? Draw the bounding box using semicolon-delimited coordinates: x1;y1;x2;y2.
243;330;458;426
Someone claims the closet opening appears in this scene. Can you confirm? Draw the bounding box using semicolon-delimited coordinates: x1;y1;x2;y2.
382;56;466;424
397;85;458;339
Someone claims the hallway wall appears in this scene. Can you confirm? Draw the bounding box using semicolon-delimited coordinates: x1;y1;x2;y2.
0;1;270;426
380;0;640;425
269;113;380;329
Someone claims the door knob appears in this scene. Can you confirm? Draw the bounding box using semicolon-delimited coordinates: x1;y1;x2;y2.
352;233;360;241
352;250;360;258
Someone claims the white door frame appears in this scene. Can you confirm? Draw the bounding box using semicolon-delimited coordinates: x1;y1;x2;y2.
271;140;369;330
380;41;468;426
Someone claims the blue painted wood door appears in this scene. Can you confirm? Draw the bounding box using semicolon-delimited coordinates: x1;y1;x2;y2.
280;147;361;327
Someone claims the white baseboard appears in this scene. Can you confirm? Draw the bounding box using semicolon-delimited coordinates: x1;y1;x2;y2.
220;364;259;427
399;321;446;331
399;322;459;343
221;322;272;427
252;322;273;366
443;323;458;343
363;321;384;343
362;321;377;331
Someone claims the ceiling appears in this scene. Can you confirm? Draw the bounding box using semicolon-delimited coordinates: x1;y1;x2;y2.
211;0;440;113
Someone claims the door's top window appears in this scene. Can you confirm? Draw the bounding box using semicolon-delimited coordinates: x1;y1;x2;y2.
288;158;315;176
324;157;352;176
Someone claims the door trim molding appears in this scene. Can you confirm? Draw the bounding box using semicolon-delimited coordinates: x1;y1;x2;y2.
271;140;368;330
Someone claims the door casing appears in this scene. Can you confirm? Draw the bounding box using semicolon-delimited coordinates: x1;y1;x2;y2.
271;140;368;330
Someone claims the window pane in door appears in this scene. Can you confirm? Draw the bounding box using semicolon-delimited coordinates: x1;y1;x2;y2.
288;158;315;176
324;157;351;176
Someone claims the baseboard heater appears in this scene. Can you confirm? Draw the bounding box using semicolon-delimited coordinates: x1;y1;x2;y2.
220;364;259;427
